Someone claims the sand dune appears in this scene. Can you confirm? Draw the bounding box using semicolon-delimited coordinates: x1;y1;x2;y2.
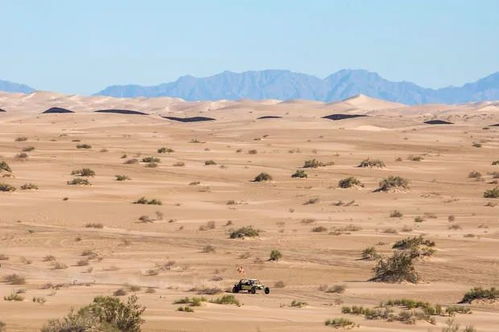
0;91;498;331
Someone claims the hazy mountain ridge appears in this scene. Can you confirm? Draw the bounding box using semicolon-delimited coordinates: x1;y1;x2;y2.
0;79;35;94
96;69;499;105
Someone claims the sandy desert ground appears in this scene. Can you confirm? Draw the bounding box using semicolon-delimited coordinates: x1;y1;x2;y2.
0;91;498;331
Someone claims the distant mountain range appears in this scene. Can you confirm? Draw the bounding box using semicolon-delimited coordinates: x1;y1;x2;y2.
96;69;499;105
2;70;499;105
0;79;35;94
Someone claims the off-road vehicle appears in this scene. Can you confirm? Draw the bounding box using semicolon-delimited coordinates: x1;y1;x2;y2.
232;279;270;294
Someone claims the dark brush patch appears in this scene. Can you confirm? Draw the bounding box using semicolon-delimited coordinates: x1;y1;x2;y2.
0;108;6;112
424;120;453;125
322;114;368;121
95;109;148;115
42;107;74;114
257;115;282;119
162;116;215;122
490;123;499;127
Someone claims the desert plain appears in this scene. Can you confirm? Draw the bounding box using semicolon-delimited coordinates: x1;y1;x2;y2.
0;91;498;331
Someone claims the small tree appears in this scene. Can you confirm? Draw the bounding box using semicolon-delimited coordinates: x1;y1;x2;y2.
269;249;282;261
370;251;419;283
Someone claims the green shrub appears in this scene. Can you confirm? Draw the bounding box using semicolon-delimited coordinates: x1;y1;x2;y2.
358;158;385;168
291;169;307;178
0;161;12;172
41;295;145;332
370;251;419;283
71;168;95;177
377;176;409;192
67;178;90;185
115;175;131;181
269;249;282;261
252;172;272;182
210;295;240;306
460;287;498;303
173;297;207;306
20;183;39;190
133;197;162;205
484;187;499;198
76;144;92;149
338;177;363;188
324;318;357;328
0;183;16;192
229;226;260;239
361;247;380;260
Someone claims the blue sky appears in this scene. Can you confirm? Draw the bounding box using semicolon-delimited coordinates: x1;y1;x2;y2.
0;0;498;95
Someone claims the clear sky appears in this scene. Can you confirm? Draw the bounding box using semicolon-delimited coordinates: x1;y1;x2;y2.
0;0;498;95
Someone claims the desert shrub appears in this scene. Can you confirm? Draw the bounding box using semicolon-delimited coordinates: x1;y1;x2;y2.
361;247;380;260
177;306;194;312
0;161;11;172
4;292;24;301
459;287;498;303
414;216;424;223
327;285;346;294
324;318;357;329
20;183;39;190
33;296;47;304
4;274;25;285
204;160;217;165
390;210;403;218
41;295;145;332
198;221;216;231
338;177;363;188
0;183;16;192
291;169;307;178
0;254;8;260
392;235;435;256
173;297;207;307
113;288;128;296
133;197;162;205
377;176;409;192
76;259;89;266
269;249;282;261
15;152;28;159
52;262;68;270
491;160;499;165
472;142;482;148
274;281;286;288
0;321;4;332
142;156;160;163
302;159;331;168
202;245;216;253
370;251;419;283
76;144;92;149
468;171;482;179
290;300;307;308
408;155;424;162
312;226;327;232
304;197;320;205
71;168;95;177
115;175;131;181
85;223;104;229
124;158;138;164
22;146;35;152
210;295;240;306
229;226;260;239
15;136;28;142
43;255;56;262
157;147;174;153
252;172;272;182
67;178;90;185
358;158;385;168
483;187;499;198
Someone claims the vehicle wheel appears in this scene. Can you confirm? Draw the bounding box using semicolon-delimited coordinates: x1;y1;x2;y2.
250;287;256;294
232;286;239;293
264;287;270;294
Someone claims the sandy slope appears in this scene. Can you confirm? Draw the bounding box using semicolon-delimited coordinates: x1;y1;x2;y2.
0;92;498;331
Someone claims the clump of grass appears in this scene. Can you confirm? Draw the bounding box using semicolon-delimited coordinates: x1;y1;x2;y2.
361;247;380;260
22;146;35;152
327;285;346;294
20;183;39;190
338;177;363;188
113;288;128;296
16;152;28;159
459;287;498;303
133;197;162;205
0;183;16;192
202;245;216;253
408;155;424;162
304;197;320;205
492;160;499;166
210;295;240;306
229;226;260;239
414;216;424;223
324;318;357;329
376;176;409;192
269;249;282;261
142;156;160;163
312;226;327;232
15;136;28;142
76;144;92;149
204;160;217;165
303;159;332;168
3;274;25;285
85;223;104;229
177;306;194;312
483;187;499;198
124;158;139;164
173;296;207;307
0;161;12;173
290;300;307;308
468;171;482;179
115;175;131;181
4;292;24;301
71;168;95;177
52;262;68;270
157;147;174;153
291;169;307;178
390;210;403;218
472;142;482;148
358;158;385;168
252;172;272;182
67;178;91;185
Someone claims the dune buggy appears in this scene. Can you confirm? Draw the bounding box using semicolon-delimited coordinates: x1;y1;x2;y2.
232;279;270;294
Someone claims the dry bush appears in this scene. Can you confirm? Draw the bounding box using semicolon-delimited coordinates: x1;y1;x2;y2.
76;144;92;149
199;221;216;231
408;155;424;162
67;178;90;185
358;158;385;168
202;245;216;253
376;176;409;192
290;300;307;308
229;226;260;239
304;197;320;205
115;175;131;181
269;249;282;261
370;251;419;283
15;136;28;142
390;210;403;218
124;158;138;164
303;159;332;168
20;183;39;190
459;287;498;303
133;197;162;205
71;168;95;177
326;284;346;294
85;223;103;229
204;160;217;165
312;226;327;232
3;274;25;285
361;247;380;260
16;152;28;159
22;146;35;152
468;171;482;179
324;318;357;329
274;281;286;288
338;177;363;188
0;183;16;192
252;172;272;182
291;169;307;178
0;161;11;173
157;147;174;153
483;187;499;198
113;288;128;296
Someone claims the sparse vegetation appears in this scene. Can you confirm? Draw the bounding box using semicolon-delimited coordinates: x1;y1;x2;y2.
390;210;403;218
157;147;174;153
20;183;39;190
3;274;26;285
0;183;16;192
67;178;91;185
71;168;95;177
269;249;282;261
76;144;92;149
210;295;240;306
204;160;217;165
115;175;131;181
483;187;499;198
252;172;272;182
303;159;332;168
85;223;104;229
338;177;363;188
133;197;162;205
361;247;381;260
229;226;260;239
370;251;420;283
142;156;160;163
460;287;498;303
468;171;482;179
291;169;307;178
377;176;409;192
324;318;357;329
290;300;307;308
358;158;385;168
0;161;11;173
